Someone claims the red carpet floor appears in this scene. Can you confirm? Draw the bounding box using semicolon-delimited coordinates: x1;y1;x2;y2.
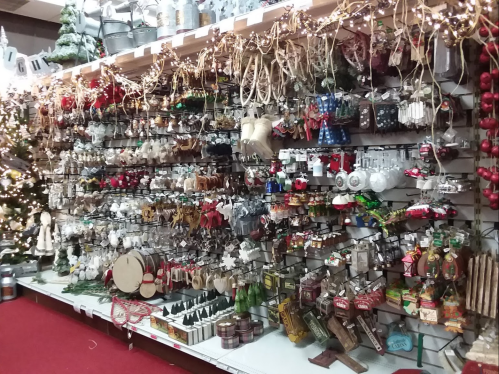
0;297;191;374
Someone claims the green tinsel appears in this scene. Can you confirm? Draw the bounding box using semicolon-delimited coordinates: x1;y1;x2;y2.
62;281;129;304
31;273;47;284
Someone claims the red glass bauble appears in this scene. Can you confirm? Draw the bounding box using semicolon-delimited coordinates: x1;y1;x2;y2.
481;139;492;153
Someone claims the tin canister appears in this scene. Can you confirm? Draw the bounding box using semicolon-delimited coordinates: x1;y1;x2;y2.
237;328;254;343
250;320;264;336
234;312;251;330
216;319;236;338
221;335;239;349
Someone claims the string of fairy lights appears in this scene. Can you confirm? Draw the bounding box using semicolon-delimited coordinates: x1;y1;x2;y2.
32;0;496;116
0;92;43;250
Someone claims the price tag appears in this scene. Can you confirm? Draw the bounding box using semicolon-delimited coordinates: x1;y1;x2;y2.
131;326;137;331
394;28;404;36
72;66;81;77
73;303;81;314
195;25;211;38
134;47;145;58
85;308;93;318
180;240;187;247
247;8;264;26
172;34;184;47
151;41;163;54
339;290;345;296
381;92;390;100
150;334;158;340
296;0;313;10
129;343;134;351
173;343;181;349
219;17;235;33
335;92;343;98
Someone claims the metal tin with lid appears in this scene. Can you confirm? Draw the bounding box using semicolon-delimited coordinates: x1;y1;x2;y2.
1;268;17;301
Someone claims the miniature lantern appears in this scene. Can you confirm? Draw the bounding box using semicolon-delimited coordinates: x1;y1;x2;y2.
351;242;370;272
402;247;422;277
301;277;322;303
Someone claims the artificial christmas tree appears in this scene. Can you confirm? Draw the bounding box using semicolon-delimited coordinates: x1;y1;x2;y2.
0;97;47;265
47;0;100;68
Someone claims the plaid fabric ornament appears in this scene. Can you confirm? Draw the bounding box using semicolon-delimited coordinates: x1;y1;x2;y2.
316;94;336;145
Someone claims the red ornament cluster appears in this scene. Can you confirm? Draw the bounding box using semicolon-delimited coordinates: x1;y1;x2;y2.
477;13;499;210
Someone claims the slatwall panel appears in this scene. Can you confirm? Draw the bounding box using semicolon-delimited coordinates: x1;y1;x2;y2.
244;69;479;369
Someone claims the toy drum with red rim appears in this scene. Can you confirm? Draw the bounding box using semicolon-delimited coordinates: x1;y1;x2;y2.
250;320;264;335
221;335;240;349
216;319;236;337
237;328;254;343
234;312;251;330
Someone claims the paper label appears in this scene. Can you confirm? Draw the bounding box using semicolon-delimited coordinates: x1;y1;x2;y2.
247;8;264;26
72;66;81;77
295;0;313;10
172;34;184;47
195;25;211;38
151;41;163;54
219;17;235;33
134;47;145;58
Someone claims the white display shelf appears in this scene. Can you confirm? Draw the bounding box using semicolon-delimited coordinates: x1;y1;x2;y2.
218;330;447;374
17;271;446;374
16;270;235;363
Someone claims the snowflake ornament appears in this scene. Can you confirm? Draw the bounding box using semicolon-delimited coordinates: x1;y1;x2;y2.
239;248;260;263
221;254;237;270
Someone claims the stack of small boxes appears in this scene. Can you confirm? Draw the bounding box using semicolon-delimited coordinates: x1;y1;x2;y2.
216;312;264;349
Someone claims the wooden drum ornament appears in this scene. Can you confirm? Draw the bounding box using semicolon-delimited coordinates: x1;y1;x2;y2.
112;255;144;293
251;320;264;335
237;329;254;343
221;335;239;349
216;319;236;337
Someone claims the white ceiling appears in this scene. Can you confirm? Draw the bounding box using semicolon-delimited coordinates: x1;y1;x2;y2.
1;0;65;22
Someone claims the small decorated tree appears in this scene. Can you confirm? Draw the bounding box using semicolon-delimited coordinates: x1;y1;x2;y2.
47;0;100;68
53;246;70;275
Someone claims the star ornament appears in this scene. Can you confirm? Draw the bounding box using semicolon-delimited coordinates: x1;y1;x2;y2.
221;254;237;270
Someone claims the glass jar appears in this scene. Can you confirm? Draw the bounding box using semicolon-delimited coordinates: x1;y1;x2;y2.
1;268;17;301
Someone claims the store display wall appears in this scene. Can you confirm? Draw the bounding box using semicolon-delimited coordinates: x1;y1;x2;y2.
0;0;497;367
